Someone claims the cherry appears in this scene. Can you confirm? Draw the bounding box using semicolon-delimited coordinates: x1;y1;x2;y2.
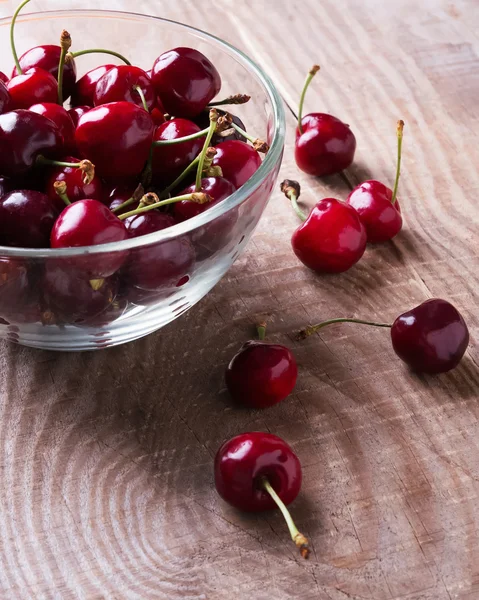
51;199;127;277
107;184;142;215
0;110;62;177
195;108;247;145
29;103;76;154
281;180;367;273
295;66;356;176
212;140;262;188
68;105;90;128
151;47;221;118
7;68;58;109
0;80;11;114
0;176;11;197
0;72;9;84
174;176;236;221
347;121;404;243
94;65;155;111
75;101;155;180
0;190;59;247
45;155;104;210
214;432;309;558
71;64;114;107
150;105;165;126
225;323;298;408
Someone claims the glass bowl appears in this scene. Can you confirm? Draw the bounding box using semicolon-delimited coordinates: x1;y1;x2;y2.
0;10;285;350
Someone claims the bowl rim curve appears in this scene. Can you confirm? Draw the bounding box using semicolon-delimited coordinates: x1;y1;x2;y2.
0;8;286;258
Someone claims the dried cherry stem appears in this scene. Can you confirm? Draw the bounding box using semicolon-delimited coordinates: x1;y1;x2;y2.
230;122;269;153
195;109;218;191
297;65;320;134
297;318;392;341
208;94;251;107
36;157;95;184
257;321;267;341
10;0;32;75
118;192;212;220
69;48;131;65
53;181;71;206
133;85;149;112
280;179;306;222
57;29;72;105
260;477;310;559
151;128;209;147
391;120;404;205
110;184;145;214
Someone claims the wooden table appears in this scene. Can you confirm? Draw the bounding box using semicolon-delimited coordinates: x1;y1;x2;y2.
1;0;478;598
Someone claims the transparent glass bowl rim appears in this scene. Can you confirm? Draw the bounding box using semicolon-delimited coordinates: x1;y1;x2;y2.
0;9;286;258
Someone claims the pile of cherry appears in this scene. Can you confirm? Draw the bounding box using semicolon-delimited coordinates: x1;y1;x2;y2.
0;2;472;560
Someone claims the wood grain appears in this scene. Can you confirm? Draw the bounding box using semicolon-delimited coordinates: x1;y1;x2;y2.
0;0;478;598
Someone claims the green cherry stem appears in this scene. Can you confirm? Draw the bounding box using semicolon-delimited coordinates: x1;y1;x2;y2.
297;64;320;134
391;119;404;205
297;318;392;341
151;127;209;147
195;109;218;192
69;48;131;65
133;85;149;112
57;29;72;105
111;184;145;214
208;94;251;107
159;156;200;198
53;181;71;206
36;156;95;184
118;192;212;221
230;122;269;153
280;179;307;222
260;478;310;559
10;0;32;74
257;321;267;341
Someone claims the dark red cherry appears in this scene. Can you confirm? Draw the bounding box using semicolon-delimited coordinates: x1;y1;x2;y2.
212;140;261;188
107;184;140;215
94;65;155;111
75;101;155;180
174;177;236;221
124;211;195;292
0;80;11;114
12;45;77;100
68;105;90;128
151;118;203;185
7;68;58;110
51;199;127;277
0;110;62;177
0;190;59;247
195;109;247;145
29;103;76;154
214;432;302;512
71;64;114;107
0;72;8;84
45;155;104;211
0;258;30;319
151;47;221;118
391;299;469;373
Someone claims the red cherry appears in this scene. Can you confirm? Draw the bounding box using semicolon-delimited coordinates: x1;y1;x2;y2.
7;68;58;109
151;47;221;118
0;80;11;114
107;184;140;215
225;323;298;408
281;180;367;273
45;155;104;210
29;103;76;154
212;140;261;188
12;45;77;100
68;105;90;128
150;105;165;126
391;299;469;373
94;65;155;111
174;176;235;221
151;118;203;185
71;64;114;107
51;199;127;277
0;190;59;247
75;101;155;180
0;72;9;84
347;121;404;243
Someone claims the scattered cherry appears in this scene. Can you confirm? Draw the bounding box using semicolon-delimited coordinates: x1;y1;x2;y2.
94;65;155;111
212;140;262;188
71;64;114;107
29;103;76;154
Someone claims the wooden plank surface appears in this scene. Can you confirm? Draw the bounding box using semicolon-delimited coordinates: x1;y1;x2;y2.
0;0;478;598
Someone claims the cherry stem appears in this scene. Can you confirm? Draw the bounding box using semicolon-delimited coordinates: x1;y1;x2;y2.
152;127;209;147
10;0;32;75
111;184;145;214
36;157;95;184
57;30;72;106
280;179;307;222
159;156;200;198
230;122;269;153
297;65;320;134
133;85;149;112
260;478;310;559
257;322;267;341
118;192;211;220
195;109;218;192
53;181;71;206
391;120;404;205
70;48;131;65
297;318;392;340
208;94;251;107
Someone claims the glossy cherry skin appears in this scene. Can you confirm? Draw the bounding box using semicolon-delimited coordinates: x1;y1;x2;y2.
7;68;58;110
226;341;298;408
75;102;155;180
212;141;262;189
29;103;76;154
346;180;402;243
0;110;62;177
174;176;236;221
295;113;356;177
214;432;302;512
51;199;127;277
68;105;90;128
124;211;195;292
0;190;59;248
151;47;221;118
391;299;469;373
151;118;203;185
45;155;104;211
292;198;367;273
0;80;11;114
12;45;77;100
71;64;114;107
94;66;156;111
